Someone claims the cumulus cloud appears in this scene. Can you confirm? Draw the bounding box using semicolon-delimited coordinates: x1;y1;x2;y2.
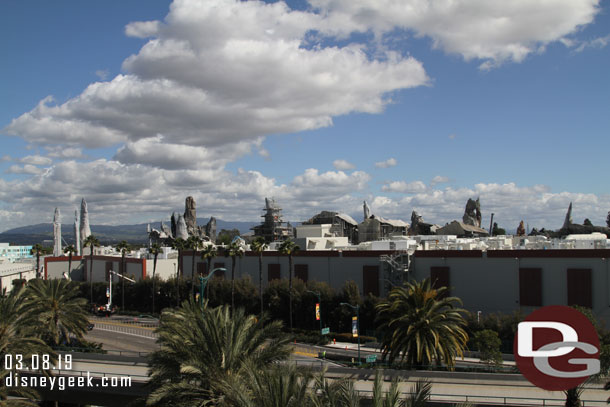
311;0;600;68
375;158;397;168
381;180;426;193
45;146;85;159
4;0;428;155
0;161;369;231
19;155;52;166
5;164;45;175
430;175;449;186
113;135;256;170
333;159;355;170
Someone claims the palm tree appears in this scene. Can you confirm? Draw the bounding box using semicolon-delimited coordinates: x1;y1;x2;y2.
63;244;76;279
200;244;217;298
309;368;360;407
30;243;44;279
171;238;187;304
376;278;468;369
21;279;89;347
278;240;299;331
83;235;100;304
250;237;268;317
0;287;53;406
226;240;244;310
147;300;291;406
114;240;132;310
187;235;203;294
223;363;313;407
149;243;162;315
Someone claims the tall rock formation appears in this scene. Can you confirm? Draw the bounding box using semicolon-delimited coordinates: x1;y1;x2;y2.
79;198;91;253
176;214;189;240
53;208;62;257
74;209;80;256
205;217;217;242
184;196;197;236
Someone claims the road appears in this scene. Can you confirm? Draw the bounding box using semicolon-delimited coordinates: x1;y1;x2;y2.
83;323;609;406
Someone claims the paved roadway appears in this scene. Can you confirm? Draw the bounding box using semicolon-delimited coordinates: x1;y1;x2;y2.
83;323;609;406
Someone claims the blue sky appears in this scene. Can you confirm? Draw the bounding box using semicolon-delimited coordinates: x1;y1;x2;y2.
1;0;609;232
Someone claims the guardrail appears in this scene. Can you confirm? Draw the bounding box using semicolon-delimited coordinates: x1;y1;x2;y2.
52;368;148;382
91;321;158;339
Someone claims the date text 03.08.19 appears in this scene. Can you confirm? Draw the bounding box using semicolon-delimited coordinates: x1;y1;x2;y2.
3;354;73;371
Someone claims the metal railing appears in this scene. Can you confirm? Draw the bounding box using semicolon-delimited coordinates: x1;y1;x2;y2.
91;321;158;339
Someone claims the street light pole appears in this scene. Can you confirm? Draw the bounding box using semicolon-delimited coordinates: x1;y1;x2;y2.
340;302;360;365
199;267;227;308
306;289;322;332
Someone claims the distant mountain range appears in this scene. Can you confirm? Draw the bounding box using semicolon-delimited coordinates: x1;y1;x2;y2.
0;218;259;246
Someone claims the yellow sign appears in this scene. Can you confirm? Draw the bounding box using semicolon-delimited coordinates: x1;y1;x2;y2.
352;316;358;338
315;303;320;321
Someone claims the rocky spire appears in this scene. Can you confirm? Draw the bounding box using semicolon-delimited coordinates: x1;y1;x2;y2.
53;207;62;257
74;209;80;256
562;202;573;230
79;198;91;253
184;196;197;236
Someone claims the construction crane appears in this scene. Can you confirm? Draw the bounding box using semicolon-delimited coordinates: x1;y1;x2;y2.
104;269;136;313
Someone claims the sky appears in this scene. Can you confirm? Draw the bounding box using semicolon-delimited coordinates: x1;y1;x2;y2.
1;0;609;233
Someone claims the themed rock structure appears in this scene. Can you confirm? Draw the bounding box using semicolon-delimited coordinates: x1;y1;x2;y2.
184;196;197;236
73;210;80;256
79;198;91;254
408;210;438;235
251;198;294;243
436;198;488;237
516;220;526;236
462;198;482;227
148;197;220;245
53;208;62;257
558;202;610;237
363;201;371;220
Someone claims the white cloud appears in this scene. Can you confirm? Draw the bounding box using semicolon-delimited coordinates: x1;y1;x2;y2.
5;164;45;175
95;69;109;80
381;180;426;193
4;0;428;155
333;159;355;170
312;0;600;68
113;135;255;170
1;155;11;162
45;146;85;159
574;34;610;52
430;175;449;186
375;158;397;168
19;155;52;166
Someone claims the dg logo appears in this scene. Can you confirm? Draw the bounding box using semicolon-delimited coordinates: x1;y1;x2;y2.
514;305;600;391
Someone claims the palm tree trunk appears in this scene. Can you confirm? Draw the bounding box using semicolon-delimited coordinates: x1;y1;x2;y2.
152;255;158;314
191;251;196;296
289;254;293;331
259;253;263;317
231;256;236;311
121;253;126;310
68;253;72;277
36;252;40;279
89;251;94;304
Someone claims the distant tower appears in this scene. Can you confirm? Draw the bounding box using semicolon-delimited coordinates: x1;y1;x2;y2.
74;209;81;256
53;208;62;257
79;198;91;253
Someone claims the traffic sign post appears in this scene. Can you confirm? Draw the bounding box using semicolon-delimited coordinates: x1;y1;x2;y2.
321;327;330;335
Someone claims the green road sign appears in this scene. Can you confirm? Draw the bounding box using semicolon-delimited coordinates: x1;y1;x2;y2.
321;327;330;335
366;354;377;363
